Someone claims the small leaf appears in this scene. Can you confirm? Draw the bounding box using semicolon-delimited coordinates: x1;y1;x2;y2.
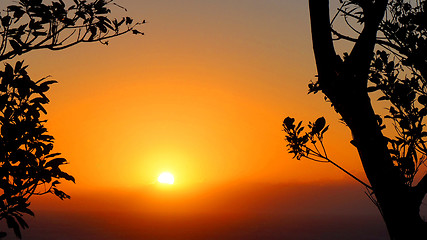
14;61;24;73
14;215;28;229
9;40;22;54
312;117;326;134
6;216;21;239
52;188;71;200
18;207;34;217
125;17;133;25
1;16;11;27
283;117;295;130
58;171;76;183
45;158;67;168
45;153;61;158
132;29;144;35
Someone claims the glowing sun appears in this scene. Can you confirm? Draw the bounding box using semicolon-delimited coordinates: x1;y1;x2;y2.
158;172;174;184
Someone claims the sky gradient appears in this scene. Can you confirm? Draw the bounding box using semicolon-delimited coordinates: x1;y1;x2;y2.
19;0;367;189
0;0;404;239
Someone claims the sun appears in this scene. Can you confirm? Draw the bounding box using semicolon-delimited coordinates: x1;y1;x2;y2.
158;172;174;184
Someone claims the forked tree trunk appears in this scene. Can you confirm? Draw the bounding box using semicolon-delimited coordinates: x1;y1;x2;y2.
308;0;427;239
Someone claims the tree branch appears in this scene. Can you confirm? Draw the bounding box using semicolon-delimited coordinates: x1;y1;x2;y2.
328;158;373;190
309;0;340;89
0;25;139;61
331;28;401;51
349;0;388;77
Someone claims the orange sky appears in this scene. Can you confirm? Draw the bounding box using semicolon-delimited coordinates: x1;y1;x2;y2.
8;0;368;191
1;0;376;208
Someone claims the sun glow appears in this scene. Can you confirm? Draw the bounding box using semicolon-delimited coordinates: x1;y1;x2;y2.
158;172;175;184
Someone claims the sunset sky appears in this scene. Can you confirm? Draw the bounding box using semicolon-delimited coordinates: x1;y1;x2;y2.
1;0;400;239
20;0;367;189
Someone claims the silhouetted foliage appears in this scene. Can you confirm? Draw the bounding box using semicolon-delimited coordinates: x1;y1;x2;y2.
336;0;427;188
284;0;427;239
0;0;143;238
0;61;75;238
0;0;144;61
283;116;328;161
368;49;427;187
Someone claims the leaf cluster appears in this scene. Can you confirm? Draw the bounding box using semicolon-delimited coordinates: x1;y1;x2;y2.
381;0;426;71
368;49;427;186
0;62;74;239
363;1;427;187
0;0;144;61
282;116;329;161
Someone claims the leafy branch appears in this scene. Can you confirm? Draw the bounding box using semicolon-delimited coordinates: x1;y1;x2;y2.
0;61;75;238
283;116;372;190
0;0;144;61
368;49;427;187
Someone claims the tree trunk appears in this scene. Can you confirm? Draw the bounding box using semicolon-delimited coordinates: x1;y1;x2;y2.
308;0;427;239
333;77;427;240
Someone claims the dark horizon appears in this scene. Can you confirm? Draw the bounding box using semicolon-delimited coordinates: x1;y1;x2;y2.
5;182;391;239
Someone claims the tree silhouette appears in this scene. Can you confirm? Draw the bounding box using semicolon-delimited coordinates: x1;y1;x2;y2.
0;0;143;61
0;62;74;239
284;0;427;239
0;0;143;238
